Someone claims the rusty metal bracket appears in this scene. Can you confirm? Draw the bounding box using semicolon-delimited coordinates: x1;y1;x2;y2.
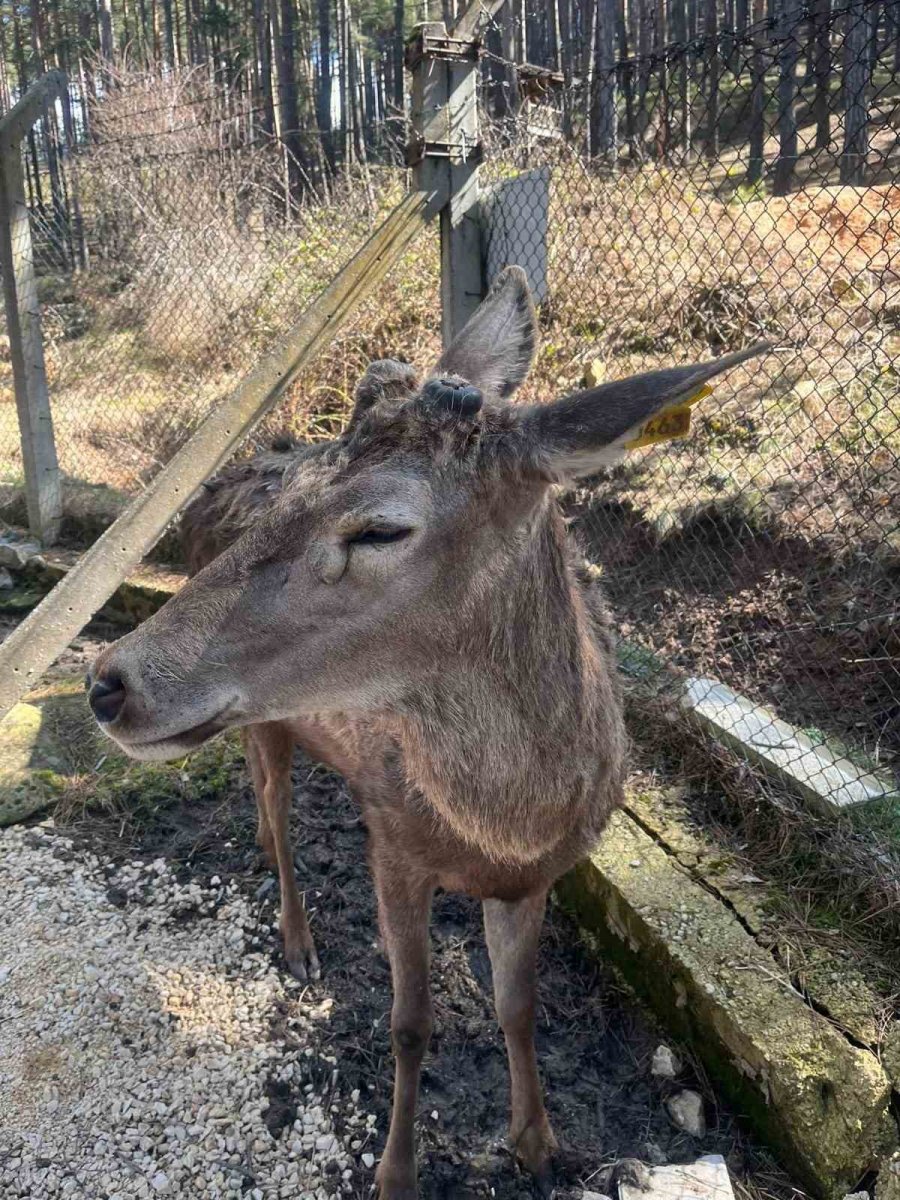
404;136;484;168
405;27;481;71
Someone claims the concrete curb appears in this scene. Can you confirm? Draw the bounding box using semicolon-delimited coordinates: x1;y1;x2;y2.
556;804;897;1198
1;544;183;626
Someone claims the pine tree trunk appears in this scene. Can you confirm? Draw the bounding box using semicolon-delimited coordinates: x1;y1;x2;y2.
162;0;176;65
498;0;518;118
591;0;618;160
655;0;669;157
671;0;691;155
255;0;276;136
772;0;800;195
582;0;597;153
616;0;637;156
811;0;831;149
637;0;652;146
99;0;115;82
317;0;335;167
549;0;562;70
337;0;350;161
703;0;719;158
840;3;871;183
393;0;404;112
277;0;307;203
559;0;573;136
746;0;766;183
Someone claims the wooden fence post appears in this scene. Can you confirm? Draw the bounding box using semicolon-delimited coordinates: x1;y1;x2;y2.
0;71;68;546
406;22;484;346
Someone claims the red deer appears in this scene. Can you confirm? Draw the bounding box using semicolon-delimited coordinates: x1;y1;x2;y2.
87;267;767;1198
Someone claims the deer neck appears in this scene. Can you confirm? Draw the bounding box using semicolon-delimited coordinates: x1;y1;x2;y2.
392;506;618;864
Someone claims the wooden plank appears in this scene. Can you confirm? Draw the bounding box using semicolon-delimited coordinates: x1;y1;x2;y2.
0;189;434;720
409;25;452;212
0;70;67;149
408;22;484;344
441;54;483;342
683;675;898;815
0;120;62;544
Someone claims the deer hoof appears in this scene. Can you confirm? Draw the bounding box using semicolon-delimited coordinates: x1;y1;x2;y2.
511;1118;558;1186
285;942;321;983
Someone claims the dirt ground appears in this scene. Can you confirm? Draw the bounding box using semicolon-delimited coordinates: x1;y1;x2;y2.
0;619;801;1200
571;498;900;769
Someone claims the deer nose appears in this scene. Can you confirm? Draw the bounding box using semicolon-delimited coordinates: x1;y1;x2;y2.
89;672;127;724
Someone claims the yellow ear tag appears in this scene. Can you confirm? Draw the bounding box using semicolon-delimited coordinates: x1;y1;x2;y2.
625;383;712;450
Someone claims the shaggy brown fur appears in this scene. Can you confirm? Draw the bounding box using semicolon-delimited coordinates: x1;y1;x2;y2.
88;268;768;1199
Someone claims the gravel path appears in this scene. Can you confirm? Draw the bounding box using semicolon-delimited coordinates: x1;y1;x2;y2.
0;822;374;1200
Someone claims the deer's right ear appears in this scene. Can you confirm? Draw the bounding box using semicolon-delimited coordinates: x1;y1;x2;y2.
433;265;538;401
520;343;772;484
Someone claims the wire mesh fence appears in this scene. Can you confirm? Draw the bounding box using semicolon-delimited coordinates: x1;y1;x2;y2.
480;0;900;794
1;0;898;802
0;70;420;540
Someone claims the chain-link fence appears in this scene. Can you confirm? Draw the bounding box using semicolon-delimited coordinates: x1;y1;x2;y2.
1;0;898;798
480;0;900;792
0;69;430;542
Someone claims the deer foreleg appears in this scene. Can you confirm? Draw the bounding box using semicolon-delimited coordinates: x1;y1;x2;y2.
243;728;275;864
483;890;557;1188
373;864;434;1200
252;723;320;982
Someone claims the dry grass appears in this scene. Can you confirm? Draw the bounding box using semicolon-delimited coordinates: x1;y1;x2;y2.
622;671;900;1016
0;67;415;506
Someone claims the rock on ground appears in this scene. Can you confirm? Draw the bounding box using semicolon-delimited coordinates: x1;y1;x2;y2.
666;1091;707;1139
651;1045;681;1080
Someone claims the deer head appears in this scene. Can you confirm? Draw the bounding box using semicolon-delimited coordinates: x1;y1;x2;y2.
88;267;768;760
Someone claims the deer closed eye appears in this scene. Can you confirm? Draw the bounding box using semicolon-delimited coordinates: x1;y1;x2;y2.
347;526;413;547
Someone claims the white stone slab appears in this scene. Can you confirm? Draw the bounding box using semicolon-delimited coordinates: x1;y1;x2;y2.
482;166;550;304
683;675;898;814
619;1156;734;1200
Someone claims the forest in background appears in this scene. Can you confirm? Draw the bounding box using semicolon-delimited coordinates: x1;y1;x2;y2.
1;0;898;219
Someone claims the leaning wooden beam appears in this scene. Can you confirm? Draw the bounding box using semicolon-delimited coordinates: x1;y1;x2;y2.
0;189;434;719
0;70;67;147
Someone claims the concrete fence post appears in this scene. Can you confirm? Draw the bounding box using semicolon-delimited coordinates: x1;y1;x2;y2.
0;70;68;546
406;21;484;346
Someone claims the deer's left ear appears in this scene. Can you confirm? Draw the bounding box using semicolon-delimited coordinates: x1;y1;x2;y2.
432;265;538;401
519;343;772;483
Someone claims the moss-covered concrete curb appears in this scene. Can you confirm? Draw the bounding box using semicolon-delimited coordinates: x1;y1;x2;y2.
0;677;245;827
556;806;897;1198
5;547;184;626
